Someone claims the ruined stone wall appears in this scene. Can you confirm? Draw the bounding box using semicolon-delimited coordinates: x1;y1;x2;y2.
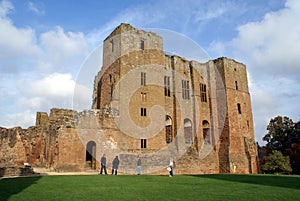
0;23;258;175
0;127;28;167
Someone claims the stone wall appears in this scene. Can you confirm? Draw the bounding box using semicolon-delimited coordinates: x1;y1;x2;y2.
0;23;258;175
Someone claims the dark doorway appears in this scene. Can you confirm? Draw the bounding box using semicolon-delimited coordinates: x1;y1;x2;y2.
86;141;96;170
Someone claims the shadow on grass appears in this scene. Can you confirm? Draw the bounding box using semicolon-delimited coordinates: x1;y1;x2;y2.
191;174;300;190
0;176;41;201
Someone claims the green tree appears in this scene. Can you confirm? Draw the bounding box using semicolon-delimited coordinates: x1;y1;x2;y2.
263;116;294;153
261;150;292;174
262;116;300;174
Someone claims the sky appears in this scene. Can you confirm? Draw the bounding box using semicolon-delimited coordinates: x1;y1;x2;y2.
0;0;299;145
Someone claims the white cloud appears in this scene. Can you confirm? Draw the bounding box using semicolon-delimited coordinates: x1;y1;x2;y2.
26;73;75;99
249;75;300;144
3;110;36;128
0;0;13;17
231;0;300;145
73;83;93;111
39;26;88;71
0;0;91;128
0;13;40;73
0;73;77;128
27;1;44;15
233;0;300;79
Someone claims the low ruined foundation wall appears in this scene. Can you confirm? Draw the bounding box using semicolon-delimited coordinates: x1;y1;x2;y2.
0;166;35;177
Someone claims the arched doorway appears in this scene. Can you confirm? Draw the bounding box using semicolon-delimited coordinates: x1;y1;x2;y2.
203;120;210;143
184;118;192;144
166;115;173;143
86;141;96;170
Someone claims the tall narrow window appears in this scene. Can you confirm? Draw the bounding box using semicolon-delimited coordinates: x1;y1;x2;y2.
141;108;147;116
141;139;147;148
184;119;192;144
140;40;145;50
235;81;238;90
166;115;172;143
140;92;147;102
200;83;207;102
237;103;242;114
110;85;113;101
110;39;114;52
141;72;146;86
182;80;190;99
164;76;170;97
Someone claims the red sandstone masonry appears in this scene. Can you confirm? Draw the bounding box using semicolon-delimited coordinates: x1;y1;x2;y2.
0;23;258;175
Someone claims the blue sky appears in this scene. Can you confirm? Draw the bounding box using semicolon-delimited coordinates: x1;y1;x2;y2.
0;0;299;145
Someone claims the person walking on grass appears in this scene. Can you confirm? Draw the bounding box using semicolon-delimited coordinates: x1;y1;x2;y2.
136;156;142;175
168;158;174;177
99;154;107;174
111;156;120;175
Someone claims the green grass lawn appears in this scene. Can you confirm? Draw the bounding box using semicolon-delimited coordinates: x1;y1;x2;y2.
1;174;300;201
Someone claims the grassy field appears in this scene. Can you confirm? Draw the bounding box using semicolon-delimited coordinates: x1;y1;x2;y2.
1;174;300;201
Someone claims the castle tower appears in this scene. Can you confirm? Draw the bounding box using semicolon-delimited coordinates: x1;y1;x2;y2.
214;58;258;173
91;23;258;174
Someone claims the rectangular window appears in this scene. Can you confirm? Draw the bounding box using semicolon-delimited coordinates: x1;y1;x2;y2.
200;83;207;102
140;40;145;50
182;80;190;99
140;92;147;102
141;72;146;86
164;76;171;97
141;139;147;149
141;108;147;116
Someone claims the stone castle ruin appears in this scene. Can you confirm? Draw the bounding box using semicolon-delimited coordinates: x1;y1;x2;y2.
0;23;258;176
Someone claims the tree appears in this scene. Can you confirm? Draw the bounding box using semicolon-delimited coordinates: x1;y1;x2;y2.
262;116;300;174
263;116;294;153
261;150;292;174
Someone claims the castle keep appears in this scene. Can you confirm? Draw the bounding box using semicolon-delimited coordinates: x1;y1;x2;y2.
0;23;258;176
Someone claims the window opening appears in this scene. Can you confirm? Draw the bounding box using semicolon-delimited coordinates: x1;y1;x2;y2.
141;72;146;86
164;76;171;97
140;92;147;102
141;108;147;116
140;40;145;50
200;83;207;102
182;80;190;99
110;39;114;52
235;81;238;90
237;103;242;114
141;139;147;148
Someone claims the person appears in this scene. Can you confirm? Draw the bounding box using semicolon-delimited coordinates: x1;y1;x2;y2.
100;154;107;174
111;156;120;175
168;158;174;177
136;156;142;175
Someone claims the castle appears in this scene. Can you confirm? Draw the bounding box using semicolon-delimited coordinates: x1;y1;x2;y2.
0;23;258;176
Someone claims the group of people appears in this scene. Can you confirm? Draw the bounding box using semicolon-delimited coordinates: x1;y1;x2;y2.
99;154;174;177
99;154;120;175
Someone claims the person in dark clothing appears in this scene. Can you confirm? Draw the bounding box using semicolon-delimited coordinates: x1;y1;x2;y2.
100;154;107;174
111;156;120;175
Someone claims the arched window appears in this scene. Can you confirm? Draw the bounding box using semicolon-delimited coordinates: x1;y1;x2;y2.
166;115;172;143
184;118;192;144
202;120;210;144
